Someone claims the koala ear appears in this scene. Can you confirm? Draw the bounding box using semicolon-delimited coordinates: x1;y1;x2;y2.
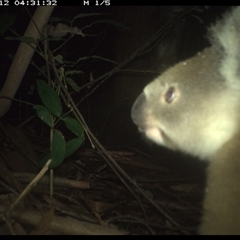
208;7;240;89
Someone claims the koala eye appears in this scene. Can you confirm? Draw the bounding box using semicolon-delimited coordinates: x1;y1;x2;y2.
165;87;175;103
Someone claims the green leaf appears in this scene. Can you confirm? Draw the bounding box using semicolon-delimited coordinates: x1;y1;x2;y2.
50;129;66;168
63;117;84;138
0;14;16;36
38;130;66;169
33;105;53;127
53;54;63;64
65;137;84;158
36;80;62;117
76;55;117;64
65;77;80;92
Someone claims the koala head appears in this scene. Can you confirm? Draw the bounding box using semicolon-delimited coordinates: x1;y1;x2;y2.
131;46;240;160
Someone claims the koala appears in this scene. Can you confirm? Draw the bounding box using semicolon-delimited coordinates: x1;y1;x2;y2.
131;7;240;235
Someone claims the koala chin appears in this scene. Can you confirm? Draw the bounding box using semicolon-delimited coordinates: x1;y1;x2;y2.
131;7;240;235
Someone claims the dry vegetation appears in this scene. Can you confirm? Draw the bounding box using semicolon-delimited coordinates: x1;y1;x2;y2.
0;122;204;235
